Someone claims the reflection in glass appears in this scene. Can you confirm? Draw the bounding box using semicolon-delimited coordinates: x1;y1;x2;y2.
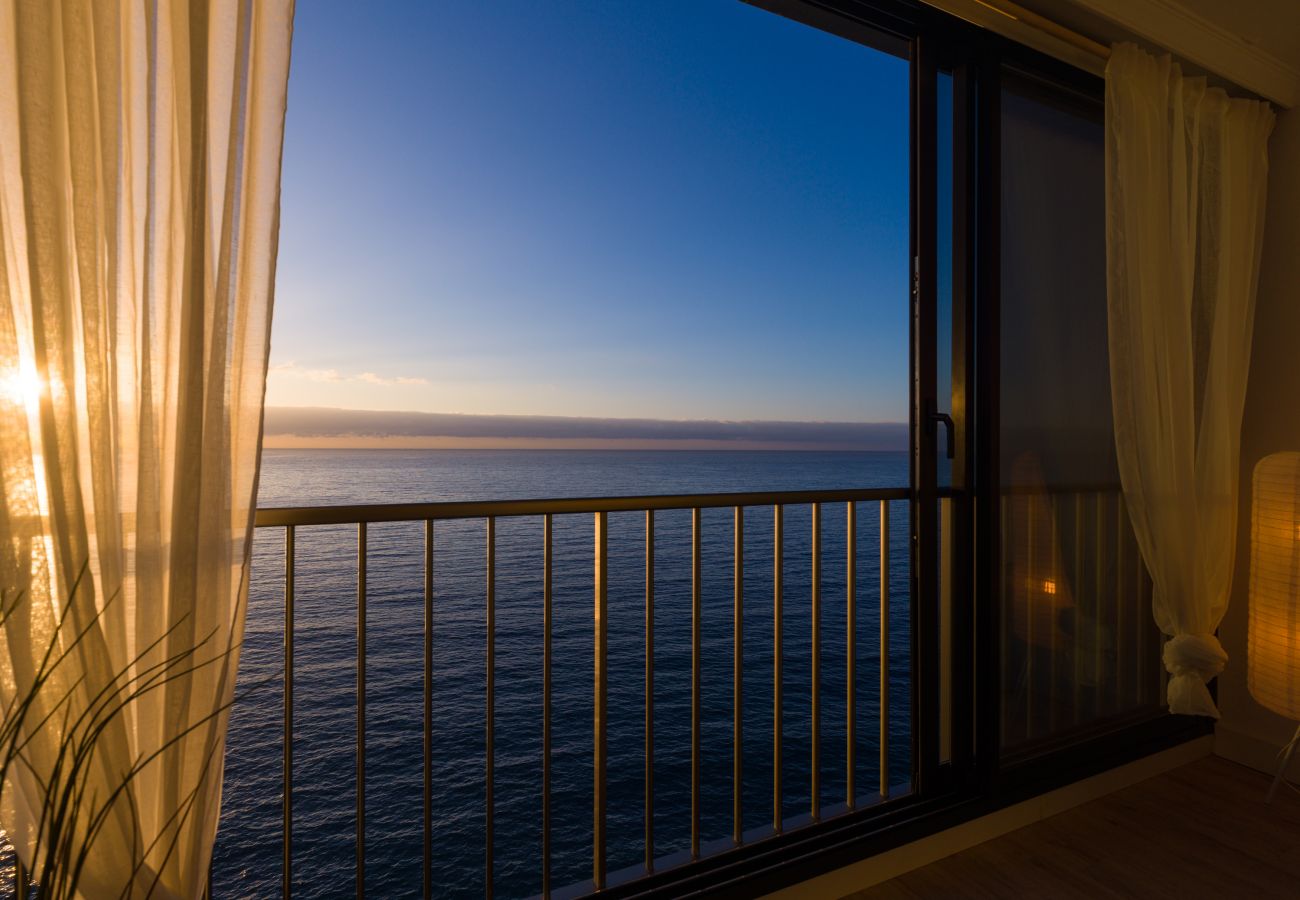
999;72;1164;753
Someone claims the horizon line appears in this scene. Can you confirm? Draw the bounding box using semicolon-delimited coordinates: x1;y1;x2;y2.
261;406;909;451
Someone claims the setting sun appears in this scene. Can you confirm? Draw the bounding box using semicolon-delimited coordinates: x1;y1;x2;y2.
0;361;45;417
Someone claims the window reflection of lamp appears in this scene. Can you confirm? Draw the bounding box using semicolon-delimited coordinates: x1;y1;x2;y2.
1007;454;1074;654
1249;452;1300;802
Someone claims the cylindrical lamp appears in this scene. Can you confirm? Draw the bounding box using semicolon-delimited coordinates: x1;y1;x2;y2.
1248;451;1300;800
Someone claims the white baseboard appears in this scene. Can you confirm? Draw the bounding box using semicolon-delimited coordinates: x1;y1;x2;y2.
760;735;1214;900
1214;724;1296;776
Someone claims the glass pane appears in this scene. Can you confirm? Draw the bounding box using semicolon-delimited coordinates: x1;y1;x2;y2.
936;70;954;489
214;3;916;898
998;71;1164;754
936;69;955;762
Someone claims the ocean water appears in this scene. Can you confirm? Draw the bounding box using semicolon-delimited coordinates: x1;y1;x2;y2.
213;450;912;898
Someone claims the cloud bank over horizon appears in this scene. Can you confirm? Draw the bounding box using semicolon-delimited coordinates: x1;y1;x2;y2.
262;406;908;451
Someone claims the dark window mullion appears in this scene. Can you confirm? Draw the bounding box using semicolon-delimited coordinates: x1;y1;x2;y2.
910;31;942;800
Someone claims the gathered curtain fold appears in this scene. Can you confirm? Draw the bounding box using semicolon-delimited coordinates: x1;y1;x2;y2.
0;1;292;896
1104;43;1274;718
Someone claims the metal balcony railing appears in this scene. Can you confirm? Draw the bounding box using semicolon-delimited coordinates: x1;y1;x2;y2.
3;483;1164;898
251;487;911;899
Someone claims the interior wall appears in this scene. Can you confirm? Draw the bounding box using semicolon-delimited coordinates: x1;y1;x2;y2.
1216;104;1300;773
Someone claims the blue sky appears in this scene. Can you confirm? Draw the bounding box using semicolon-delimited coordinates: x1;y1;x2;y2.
266;1;909;423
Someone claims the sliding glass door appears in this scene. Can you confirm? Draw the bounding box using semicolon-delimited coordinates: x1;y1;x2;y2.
996;69;1165;757
916;28;1179;786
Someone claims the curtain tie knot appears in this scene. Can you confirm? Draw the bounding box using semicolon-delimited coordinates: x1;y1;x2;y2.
1162;633;1227;719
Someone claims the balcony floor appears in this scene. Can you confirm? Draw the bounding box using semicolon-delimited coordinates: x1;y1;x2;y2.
857;755;1300;898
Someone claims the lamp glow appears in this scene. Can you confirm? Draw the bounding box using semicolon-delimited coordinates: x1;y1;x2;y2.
1248;453;1300;802
1248;452;1300;721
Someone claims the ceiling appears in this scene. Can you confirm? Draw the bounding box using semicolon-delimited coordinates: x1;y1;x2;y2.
1011;0;1300;107
1172;0;1300;71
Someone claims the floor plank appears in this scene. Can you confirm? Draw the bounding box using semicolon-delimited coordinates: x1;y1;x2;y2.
854;756;1300;899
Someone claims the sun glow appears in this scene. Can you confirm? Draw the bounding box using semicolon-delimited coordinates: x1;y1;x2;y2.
0;357;57;611
0;360;46;418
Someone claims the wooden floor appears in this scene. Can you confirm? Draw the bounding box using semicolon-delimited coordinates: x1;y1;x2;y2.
857;756;1300;899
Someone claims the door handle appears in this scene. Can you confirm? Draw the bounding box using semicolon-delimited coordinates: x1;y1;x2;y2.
931;410;955;460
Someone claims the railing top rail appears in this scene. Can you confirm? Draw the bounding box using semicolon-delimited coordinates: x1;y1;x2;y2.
253;486;912;528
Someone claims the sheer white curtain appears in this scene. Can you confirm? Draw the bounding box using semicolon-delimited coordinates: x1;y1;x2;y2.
1105;43;1273;718
0;1;292;896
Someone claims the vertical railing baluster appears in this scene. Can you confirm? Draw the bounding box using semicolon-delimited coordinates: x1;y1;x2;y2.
1073;497;1085;727
939;498;953;764
691;507;702;860
1000;494;1011;748
1025;495;1036;740
1115;496;1126;708
1095;493;1105;715
644;510;655;874
284;525;295;900
16;853;25;899
543;514;553;897
811;502;821;821
773;504;783;833
1048;503;1059;734
733;506;744;845
486;517;496;899
357;522;367;900
1136;521;1146;708
594;512;608;889
1071;496;1081;728
846;502;856;809
879;500;890;800
423;521;434;900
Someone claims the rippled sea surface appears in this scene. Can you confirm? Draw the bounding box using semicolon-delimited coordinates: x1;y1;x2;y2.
212;450;912;898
